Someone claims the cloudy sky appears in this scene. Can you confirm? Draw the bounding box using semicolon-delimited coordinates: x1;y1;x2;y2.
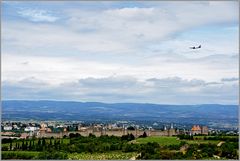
2;1;239;104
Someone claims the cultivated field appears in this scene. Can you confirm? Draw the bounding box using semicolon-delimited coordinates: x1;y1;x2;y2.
68;152;136;160
135;136;181;146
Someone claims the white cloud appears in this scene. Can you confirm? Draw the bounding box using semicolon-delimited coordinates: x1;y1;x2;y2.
2;76;238;105
18;9;59;22
2;1;238;104
3;2;238;57
2;53;238;86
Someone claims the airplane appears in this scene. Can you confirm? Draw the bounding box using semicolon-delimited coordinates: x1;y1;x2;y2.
189;45;201;49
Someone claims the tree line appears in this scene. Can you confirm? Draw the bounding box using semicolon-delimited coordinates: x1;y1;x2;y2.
2;133;239;160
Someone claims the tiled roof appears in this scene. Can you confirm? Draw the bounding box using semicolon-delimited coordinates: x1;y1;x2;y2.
191;125;201;131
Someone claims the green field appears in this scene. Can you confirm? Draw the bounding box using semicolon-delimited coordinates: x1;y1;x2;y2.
193;136;238;139
135;136;181;146
68;152;136;160
185;140;219;145
135;136;223;146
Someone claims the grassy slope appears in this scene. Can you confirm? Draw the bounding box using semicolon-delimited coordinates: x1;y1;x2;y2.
135;136;181;145
135;136;225;145
185;140;219;144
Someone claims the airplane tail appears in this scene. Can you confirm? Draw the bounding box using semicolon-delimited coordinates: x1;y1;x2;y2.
198;45;201;48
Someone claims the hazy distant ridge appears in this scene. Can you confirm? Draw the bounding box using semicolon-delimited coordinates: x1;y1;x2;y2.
2;100;238;123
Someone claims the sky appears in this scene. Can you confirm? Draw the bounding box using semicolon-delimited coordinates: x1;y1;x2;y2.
2;1;239;104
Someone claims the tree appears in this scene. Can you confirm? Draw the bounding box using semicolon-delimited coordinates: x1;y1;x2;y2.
129;133;135;140
89;133;96;138
26;141;28;150
22;140;25;150
9;141;12;151
142;132;147;138
38;151;68;159
29;140;32;150
127;126;135;130
42;138;46;146
38;139;41;146
75;133;81;138
139;131;147;138
69;133;76;138
221;142;237;159
14;142;17;150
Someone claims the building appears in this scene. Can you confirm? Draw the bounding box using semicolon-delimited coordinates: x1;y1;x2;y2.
3;126;13;131
24;126;39;132
145;123;177;137
191;125;201;135
20;133;29;139
168;123;176;136
13;125;20;130
201;126;208;135
191;125;208;135
46;128;52;133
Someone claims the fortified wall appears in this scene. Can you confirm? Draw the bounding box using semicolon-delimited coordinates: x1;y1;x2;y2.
37;126;177;138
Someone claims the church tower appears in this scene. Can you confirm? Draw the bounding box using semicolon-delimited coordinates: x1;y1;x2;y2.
168;123;175;136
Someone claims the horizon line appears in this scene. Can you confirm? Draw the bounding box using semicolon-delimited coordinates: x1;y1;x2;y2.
2;99;238;106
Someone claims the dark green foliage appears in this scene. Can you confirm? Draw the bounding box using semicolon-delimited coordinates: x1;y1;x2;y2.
2;146;9;151
37;139;41;146
88;133;96;138
21;140;25;150
137;142;160;159
9;141;12;150
2;135;239;160
121;133;135;141
178;134;193;140
122;143;139;152
139;131;148;138
2;151;39;159
38;151;68;159
127;126;135;130
220;142;239;159
42;138;46;146
2;138;15;144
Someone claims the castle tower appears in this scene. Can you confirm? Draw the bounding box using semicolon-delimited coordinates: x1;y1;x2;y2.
168;123;175;136
170;123;173;129
101;127;104;136
148;127;152;136
135;127;138;137
201;126;208;135
164;125;167;131
122;125;126;135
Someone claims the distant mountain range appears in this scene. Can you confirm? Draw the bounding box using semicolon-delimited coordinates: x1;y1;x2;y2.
2;100;238;127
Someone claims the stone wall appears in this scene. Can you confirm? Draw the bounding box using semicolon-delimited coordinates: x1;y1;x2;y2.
37;128;178;138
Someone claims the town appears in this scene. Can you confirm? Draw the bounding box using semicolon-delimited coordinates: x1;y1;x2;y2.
2;120;239;160
1;120;238;140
